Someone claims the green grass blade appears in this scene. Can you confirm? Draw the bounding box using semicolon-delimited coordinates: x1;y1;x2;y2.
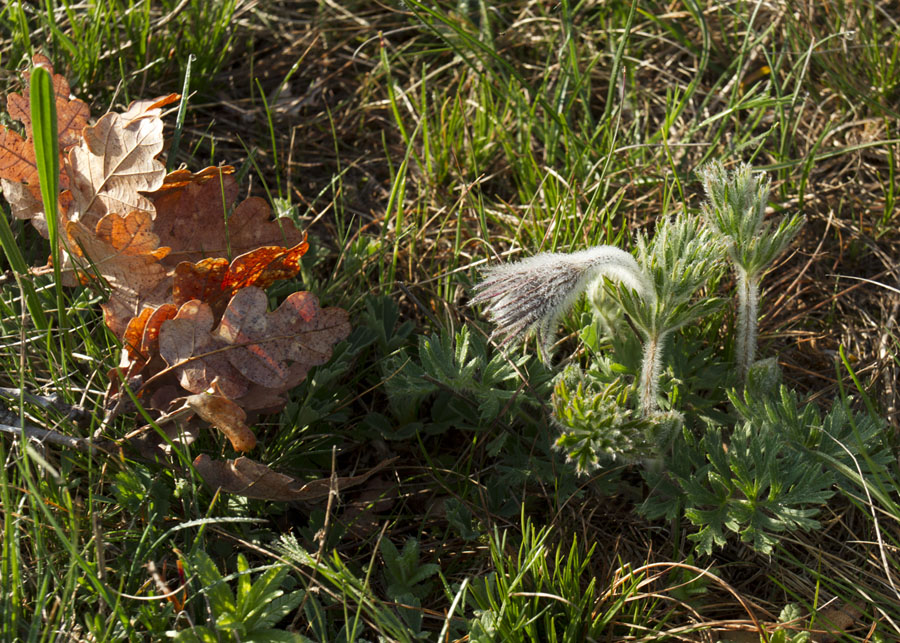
0;206;48;329
29;64;69;343
167;53;194;172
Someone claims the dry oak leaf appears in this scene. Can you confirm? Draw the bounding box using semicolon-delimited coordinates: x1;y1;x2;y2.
213;287;350;390
193;454;397;502
7;54;91;150
0;54;90;235
185;392;256;452
152;165;234;192
157;288;350;412
121;303;177;371
172;242;309;313
121;307;154;370
65;95;176;230
116;93;179;122
150;168;304;267
102;277;173;339
157;299;249;401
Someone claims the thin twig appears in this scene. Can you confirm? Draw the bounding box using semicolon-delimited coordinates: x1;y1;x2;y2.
0;387;92;423
0;410;99;454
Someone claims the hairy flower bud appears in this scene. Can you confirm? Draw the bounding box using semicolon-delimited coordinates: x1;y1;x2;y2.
471;245;653;360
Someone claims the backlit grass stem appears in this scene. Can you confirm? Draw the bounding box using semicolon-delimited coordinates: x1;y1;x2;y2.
30;64;70;351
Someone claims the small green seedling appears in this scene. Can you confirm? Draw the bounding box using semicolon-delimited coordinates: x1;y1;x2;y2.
175;551;305;642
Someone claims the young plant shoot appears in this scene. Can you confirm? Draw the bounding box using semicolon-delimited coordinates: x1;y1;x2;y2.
698;162;804;380
609;215;724;415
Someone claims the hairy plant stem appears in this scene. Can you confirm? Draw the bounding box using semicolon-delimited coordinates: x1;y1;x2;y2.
735;267;759;380
639;330;669;416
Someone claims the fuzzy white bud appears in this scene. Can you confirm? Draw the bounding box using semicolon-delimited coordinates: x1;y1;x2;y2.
471;245;654;360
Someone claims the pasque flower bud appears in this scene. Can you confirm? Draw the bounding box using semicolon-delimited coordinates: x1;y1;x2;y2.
471;245;654;361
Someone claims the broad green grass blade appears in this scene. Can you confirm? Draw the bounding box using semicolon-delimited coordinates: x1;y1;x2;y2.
29;64;69;343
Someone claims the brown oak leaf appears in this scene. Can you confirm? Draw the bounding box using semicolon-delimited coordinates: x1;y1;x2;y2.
156;299;248;400
157;287;350;409
102;279;174;340
58;210;172;336
0;54;90;235
214;287;350;389
116;93;179;122
150;168;304;267
122;307;155;369
66;96;171;230
193;454;396;502
122;303;177;371
152;165;234;193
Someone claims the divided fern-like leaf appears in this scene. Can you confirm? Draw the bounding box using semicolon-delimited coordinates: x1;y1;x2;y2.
384;325;547;428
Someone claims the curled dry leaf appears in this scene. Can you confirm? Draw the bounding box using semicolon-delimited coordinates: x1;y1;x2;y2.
121;307;154;372
150;168;305;267
0;54;90;235
121;303;177;371
116;93;179;122
102;279;174;339
152;165;234;192
185;392;256;452
172;242;309;314
193;454;397;502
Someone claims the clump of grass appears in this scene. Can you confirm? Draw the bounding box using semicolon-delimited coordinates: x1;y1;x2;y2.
0;0;243;102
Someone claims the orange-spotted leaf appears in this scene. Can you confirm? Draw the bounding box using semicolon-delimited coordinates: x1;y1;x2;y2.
172;242;308;312
121;303;178;371
152;165;235;194
172;258;229;309
157;287;349;409
222;241;309;291
122;308;155;367
141;304;178;358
